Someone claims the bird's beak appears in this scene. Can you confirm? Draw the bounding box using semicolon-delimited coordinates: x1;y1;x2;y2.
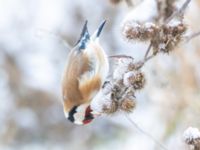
91;20;106;40
75;20;90;48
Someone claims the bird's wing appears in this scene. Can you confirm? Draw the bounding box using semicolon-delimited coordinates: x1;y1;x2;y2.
62;49;101;112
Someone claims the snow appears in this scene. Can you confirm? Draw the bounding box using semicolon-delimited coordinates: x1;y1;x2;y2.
0;0;199;150
159;43;166;50
168;19;182;27
90;83;113;113
183;127;200;143
123;71;135;87
122;0;158;24
144;22;156;28
113;58;134;80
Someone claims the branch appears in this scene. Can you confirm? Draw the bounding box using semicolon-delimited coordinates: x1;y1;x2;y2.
164;0;191;24
144;54;155;63
125;0;134;7
125;113;168;150
109;55;134;59
144;42;152;61
136;0;192;69
185;31;200;43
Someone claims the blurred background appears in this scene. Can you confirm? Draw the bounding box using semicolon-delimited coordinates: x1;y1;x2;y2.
0;0;200;150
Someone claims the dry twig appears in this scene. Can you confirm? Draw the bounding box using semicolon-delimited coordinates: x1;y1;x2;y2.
164;0;191;24
125;113;168;150
185;31;200;43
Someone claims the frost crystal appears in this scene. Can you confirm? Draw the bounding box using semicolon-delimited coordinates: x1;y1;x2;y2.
183;127;200;145
113;58;134;80
90;83;112;113
123;71;135;87
122;0;158;24
159;43;166;50
168;19;182;27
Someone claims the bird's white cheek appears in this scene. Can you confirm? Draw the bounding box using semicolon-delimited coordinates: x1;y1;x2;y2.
73;113;84;125
73;104;89;125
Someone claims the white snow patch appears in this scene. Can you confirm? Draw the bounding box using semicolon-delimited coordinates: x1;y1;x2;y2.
183;127;200;143
91;91;112;113
168;19;182;27
113;58;134;80
123;71;135;87
122;0;158;24
159;43;166;50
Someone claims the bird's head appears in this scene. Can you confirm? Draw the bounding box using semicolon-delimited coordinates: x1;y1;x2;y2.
65;103;95;125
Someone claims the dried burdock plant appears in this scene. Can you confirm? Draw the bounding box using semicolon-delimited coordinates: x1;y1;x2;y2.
122;22;159;41
120;95;136;113
91;57;143;114
92;0;199;118
152;19;187;54
91;0;200;149
122;0;189;54
183;127;200;150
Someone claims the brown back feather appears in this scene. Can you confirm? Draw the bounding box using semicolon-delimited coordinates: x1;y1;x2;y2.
62;50;93;111
62;42;106;112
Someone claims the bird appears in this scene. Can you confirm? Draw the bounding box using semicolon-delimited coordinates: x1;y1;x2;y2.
61;20;109;125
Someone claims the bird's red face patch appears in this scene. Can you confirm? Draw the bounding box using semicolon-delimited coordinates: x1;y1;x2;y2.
83;119;93;124
83;105;94;125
